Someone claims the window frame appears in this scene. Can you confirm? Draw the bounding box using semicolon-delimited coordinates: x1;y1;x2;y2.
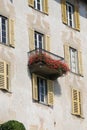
66;2;75;28
0;16;8;45
69;47;78;74
34;31;44;49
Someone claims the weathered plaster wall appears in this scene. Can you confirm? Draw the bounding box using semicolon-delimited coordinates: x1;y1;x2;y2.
0;0;87;130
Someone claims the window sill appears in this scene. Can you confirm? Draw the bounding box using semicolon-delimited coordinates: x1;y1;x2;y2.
63;23;80;32
0;88;12;94
70;71;83;77
0;42;14;48
29;6;48;15
71;113;85;119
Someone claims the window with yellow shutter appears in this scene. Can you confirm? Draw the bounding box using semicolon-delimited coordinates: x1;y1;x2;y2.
64;45;83;76
0;60;10;91
0;16;14;47
32;74;54;106
61;0;80;31
72;88;81;116
28;0;48;14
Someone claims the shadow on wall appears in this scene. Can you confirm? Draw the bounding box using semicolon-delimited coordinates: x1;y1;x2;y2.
54;79;62;96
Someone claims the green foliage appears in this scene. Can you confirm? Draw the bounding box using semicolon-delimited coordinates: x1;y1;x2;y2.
0;120;26;130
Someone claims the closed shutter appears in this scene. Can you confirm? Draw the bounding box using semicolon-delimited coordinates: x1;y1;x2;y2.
61;0;67;24
29;28;34;51
72;89;81;115
64;44;70;69
45;35;50;52
32;74;38;101
47;80;54;106
9;19;15;47
28;0;34;7
0;61;9;90
43;0;48;15
78;51;83;76
74;5;80;31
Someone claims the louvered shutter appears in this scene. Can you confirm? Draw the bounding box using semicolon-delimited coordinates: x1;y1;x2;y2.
0;61;9;90
72;89;81;115
78;51;83;76
29;28;34;51
47;80;54;106
61;0;67;24
32;74;38;101
45;35;50;52
9;19;15;47
64;44;70;68
28;0;34;7
74;5;80;31
43;0;48;15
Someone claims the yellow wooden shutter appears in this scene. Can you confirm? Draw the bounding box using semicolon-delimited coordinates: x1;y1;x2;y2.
74;5;80;31
28;0;34;7
0;61;9;90
64;44;70;69
32;74;38;101
72;89;81;115
43;0;48;15
29;28;34;51
9;19;15;47
45;35;50;52
78;51;83;76
61;0;67;24
47;80;54;106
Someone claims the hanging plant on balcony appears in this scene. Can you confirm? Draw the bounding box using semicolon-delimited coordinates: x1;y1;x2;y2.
28;52;69;76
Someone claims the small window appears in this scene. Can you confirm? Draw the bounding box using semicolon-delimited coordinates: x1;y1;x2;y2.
34;0;43;11
70;48;78;73
0;16;8;44
72;88;82;116
34;32;44;49
37;77;47;104
61;0;80;31
0;60;10;90
66;2;74;28
28;0;48;14
32;74;54;106
10;0;13;3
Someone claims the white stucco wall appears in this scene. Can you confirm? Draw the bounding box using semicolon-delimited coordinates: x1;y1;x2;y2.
0;0;87;130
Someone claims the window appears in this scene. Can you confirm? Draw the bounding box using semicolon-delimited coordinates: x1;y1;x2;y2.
66;2;74;28
72;88;81;116
70;48;78;73
32;74;54;106
35;32;44;49
28;0;48;14
0;60;10;90
64;45;83;75
37;77;47;104
0;16;8;44
10;0;13;3
29;28;50;51
34;0;43;11
61;0;80;31
0;16;15;47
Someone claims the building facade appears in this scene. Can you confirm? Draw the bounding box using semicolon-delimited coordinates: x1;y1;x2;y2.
0;0;87;130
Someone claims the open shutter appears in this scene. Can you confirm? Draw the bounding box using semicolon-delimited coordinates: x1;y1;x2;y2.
45;35;50;52
9;19;15;47
28;0;34;7
64;44;70;69
29;28;34;51
61;0;67;24
47;80;54;106
32;74;38;101
72;89;81;115
78;51;83;76
74;4;80;31
0;61;9;90
43;0;48;15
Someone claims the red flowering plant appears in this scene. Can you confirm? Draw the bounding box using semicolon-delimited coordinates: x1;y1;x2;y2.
29;52;69;76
